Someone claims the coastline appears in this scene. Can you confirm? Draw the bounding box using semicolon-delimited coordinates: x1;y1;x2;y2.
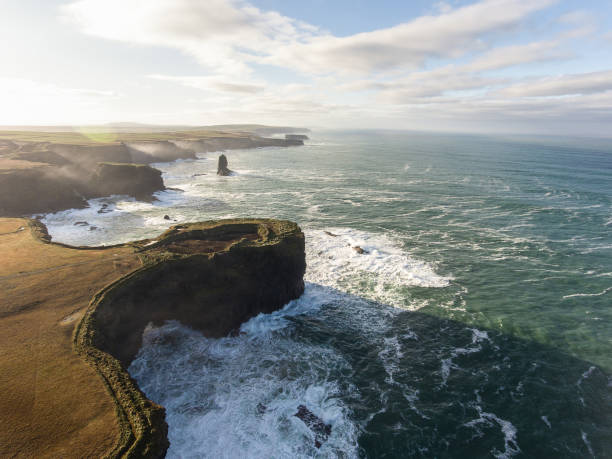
0;217;305;457
0;129;305;218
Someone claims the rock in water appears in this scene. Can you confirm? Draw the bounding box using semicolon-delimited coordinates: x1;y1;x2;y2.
294;404;332;448
353;245;367;254
217;153;233;176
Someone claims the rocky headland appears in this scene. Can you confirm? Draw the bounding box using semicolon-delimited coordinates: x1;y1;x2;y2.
0;217;306;457
0;129;305;217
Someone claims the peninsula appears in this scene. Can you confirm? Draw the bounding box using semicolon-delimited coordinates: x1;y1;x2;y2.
0;217;306;457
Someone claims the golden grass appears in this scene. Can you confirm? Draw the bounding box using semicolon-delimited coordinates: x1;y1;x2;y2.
0;158;49;170
0;218;142;458
0;128;247;146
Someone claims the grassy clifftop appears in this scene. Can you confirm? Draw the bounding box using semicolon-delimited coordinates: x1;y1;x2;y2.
0;217;305;458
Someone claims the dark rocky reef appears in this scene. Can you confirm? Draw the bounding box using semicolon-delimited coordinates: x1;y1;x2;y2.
217;153;233;176
294;405;332;448
73;219;306;458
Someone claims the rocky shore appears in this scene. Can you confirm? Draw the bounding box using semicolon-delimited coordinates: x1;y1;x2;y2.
0;217;305;457
0;131;304;217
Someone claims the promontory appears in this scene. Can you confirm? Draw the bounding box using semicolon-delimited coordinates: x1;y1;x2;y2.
0;217;306;457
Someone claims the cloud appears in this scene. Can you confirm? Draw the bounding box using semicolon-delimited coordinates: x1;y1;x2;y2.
61;0;317;74
265;0;557;74
62;0;555;75
148;74;265;93
557;10;597;38
54;0;612;135
498;70;612;97
465;40;570;72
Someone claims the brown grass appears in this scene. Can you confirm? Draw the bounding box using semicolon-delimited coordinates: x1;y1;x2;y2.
0;218;142;458
0;158;49;170
0;129;247;146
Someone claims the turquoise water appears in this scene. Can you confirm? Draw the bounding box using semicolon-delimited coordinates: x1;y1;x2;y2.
44;131;612;457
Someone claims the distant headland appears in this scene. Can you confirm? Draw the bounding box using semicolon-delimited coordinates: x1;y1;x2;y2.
0;125;309;217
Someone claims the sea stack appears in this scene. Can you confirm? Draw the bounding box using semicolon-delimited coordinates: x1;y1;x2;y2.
217;153;233;176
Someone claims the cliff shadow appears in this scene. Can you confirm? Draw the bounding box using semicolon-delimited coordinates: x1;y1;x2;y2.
262;282;612;459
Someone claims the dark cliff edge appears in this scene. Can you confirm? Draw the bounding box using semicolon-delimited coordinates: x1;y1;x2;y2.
0;135;304;217
0;162;164;215
47;218;307;458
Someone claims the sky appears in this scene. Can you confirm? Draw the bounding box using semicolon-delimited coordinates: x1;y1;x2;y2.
1;0;612;135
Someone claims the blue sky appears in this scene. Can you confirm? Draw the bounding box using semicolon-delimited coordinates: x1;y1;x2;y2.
1;0;612;135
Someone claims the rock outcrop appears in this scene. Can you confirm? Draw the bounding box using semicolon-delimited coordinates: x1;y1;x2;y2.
0;167;89;215
294;405;332;448
73;218;306;457
0;162;164;216
92;163;164;201
217;153;233;176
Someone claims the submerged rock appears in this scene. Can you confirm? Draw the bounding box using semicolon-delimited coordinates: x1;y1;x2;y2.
294;404;332;448
97;203;111;214
353;246;367;254
256;403;267;414
217;154;233;176
324;231;339;237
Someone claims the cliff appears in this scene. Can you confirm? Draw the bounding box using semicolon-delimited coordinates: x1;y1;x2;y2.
0;218;305;457
0;163;165;216
92;162;164;201
0;167;89;215
0;129;305;217
77;218;305;457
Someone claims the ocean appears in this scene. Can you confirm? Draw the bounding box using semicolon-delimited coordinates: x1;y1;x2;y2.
42;130;612;458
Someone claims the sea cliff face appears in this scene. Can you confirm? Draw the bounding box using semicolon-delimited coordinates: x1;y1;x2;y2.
0;162;164;215
0;133;304;217
72;218;306;458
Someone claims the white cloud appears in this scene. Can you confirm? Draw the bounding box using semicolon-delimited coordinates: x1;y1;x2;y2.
37;0;612;134
61;0;317;74
498;70;612;97
148;74;265;94
465;40;570;72
62;0;556;75
557;10;597;38
265;0;557;74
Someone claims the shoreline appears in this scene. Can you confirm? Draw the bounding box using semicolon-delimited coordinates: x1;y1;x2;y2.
0;217;305;457
0;129;305;218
